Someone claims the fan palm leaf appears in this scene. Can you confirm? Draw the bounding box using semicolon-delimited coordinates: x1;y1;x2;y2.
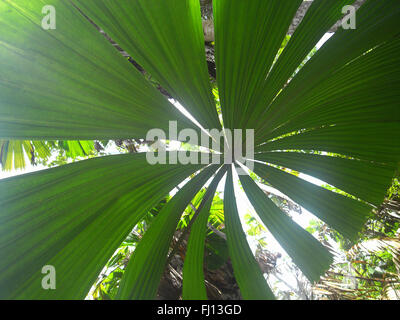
0;0;399;299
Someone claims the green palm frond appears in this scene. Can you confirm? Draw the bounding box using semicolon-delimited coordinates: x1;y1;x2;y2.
0;0;399;300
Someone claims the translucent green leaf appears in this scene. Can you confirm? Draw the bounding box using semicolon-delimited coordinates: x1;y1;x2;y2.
71;0;220;130
0;153;204;299
116;164;219;300
182;166;227;300
0;0;196;140
238;166;333;283
223;167;275;299
213;0;302;129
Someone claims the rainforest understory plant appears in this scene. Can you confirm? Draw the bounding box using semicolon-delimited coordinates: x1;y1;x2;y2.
0;0;399;300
